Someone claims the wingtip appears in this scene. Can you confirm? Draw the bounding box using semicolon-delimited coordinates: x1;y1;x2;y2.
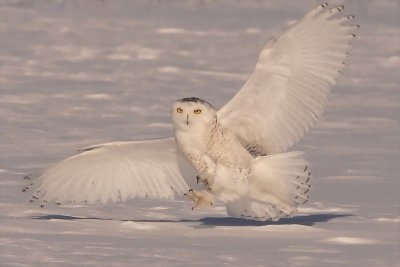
328;4;345;14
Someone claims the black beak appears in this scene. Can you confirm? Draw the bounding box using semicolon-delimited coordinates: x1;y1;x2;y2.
186;114;189;125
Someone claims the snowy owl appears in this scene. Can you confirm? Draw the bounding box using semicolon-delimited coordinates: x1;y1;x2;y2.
24;4;358;221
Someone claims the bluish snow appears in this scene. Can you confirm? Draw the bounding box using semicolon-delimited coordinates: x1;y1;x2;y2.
0;1;399;266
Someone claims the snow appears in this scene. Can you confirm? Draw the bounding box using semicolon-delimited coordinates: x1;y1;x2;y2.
0;0;399;266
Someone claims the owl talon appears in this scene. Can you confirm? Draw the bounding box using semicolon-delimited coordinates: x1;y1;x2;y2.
184;188;193;197
197;174;213;186
184;189;214;209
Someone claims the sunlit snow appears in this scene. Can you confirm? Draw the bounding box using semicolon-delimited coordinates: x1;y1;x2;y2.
0;1;399;266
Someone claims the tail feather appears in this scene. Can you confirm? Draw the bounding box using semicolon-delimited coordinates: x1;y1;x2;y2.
226;198;297;222
226;151;311;221
249;151;311;207
293;166;311;204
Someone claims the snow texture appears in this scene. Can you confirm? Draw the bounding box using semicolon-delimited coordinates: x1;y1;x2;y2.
0;0;399;266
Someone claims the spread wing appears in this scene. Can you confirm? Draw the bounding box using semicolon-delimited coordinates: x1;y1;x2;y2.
24;138;197;206
218;4;358;154
226;199;297;222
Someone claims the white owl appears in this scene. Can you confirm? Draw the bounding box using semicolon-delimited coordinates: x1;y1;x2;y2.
24;4;358;221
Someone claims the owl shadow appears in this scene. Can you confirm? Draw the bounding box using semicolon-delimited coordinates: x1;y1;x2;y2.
31;213;352;228
196;213;353;228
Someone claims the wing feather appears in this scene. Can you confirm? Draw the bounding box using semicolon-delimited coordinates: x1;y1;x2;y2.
218;4;358;154
26;138;196;205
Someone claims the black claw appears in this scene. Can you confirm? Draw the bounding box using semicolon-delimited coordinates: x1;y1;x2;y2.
196;176;200;184
189;189;193;192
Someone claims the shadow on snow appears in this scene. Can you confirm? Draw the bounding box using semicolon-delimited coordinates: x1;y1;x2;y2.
31;213;352;227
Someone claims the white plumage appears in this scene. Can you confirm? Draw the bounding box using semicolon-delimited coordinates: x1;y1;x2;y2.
24;4;357;221
218;4;357;154
27;139;196;204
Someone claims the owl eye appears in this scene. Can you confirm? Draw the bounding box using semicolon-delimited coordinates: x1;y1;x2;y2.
194;109;202;114
176;108;183;113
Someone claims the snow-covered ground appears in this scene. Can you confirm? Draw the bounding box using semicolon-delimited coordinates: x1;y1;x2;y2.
0;1;399;266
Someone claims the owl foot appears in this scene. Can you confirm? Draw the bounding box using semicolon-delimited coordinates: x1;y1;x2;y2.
184;189;214;209
196;173;214;186
196;175;208;185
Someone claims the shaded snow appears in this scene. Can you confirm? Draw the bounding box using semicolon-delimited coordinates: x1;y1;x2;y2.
0;0;399;266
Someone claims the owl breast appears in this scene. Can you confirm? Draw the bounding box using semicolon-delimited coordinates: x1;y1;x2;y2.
206;119;253;168
175;115;253;200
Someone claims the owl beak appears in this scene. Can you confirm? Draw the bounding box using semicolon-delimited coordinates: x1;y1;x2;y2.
186;114;189;125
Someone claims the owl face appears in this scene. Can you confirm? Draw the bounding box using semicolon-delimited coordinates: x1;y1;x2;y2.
171;97;216;131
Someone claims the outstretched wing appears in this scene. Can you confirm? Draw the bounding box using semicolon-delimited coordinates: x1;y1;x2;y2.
226;199;297;222
24;138;197;205
218;4;358;154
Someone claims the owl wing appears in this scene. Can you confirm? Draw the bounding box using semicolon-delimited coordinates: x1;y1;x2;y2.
226;199;297;222
217;4;358;154
24;137;198;206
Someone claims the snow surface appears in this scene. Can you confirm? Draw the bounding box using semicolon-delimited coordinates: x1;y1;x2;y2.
0;0;399;266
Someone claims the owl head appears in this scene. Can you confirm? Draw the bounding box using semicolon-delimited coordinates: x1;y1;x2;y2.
171;97;217;131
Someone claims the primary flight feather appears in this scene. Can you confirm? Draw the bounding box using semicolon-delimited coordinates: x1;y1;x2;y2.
24;4;358;221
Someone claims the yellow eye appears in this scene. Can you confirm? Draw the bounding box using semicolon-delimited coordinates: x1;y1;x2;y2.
176;108;183;113
194;109;202;114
